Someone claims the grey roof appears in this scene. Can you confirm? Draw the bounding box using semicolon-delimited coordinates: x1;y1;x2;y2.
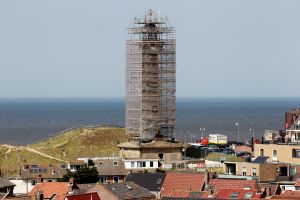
95;160;127;176
125;172;166;192
253;156;269;164
101;181;154;200
21;166;67;179
72;183;96;195
0;177;15;188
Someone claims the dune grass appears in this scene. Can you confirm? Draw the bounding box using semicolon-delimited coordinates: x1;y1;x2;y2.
0;127;128;176
30;127;128;160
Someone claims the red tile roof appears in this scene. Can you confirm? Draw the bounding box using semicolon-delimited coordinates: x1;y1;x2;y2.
30;182;69;200
66;192;101;200
271;190;300;199
294;181;300;187
209;179;257;192
161;173;205;198
215;188;261;199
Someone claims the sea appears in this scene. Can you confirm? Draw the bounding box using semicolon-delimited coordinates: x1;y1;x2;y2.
0;98;300;145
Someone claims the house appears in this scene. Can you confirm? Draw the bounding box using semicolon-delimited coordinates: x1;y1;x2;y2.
68;161;86;172
29;179;94;200
88;181;155;200
65;192;101;200
214;188;265;199
125;172;166;199
161;173;206;198
12;164;67;194
221;160;290;182
285;108;300;130
254;143;300;163
94;159;127;183
264;130;280;142
30;182;71;200
286;118;300;143
0;176;16;198
118;140;183;165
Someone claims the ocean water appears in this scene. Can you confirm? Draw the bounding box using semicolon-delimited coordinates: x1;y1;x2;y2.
0;98;299;145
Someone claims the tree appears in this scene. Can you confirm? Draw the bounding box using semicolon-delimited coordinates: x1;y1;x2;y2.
59;166;98;183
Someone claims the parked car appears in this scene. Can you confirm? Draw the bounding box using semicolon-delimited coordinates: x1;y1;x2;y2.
208;145;222;152
223;148;234;154
235;151;247;157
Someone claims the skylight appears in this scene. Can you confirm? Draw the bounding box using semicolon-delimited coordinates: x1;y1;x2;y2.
230;192;239;198
244;192;253;199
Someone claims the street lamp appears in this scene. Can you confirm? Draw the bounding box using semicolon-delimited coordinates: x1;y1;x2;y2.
249;128;255;139
200;127;206;138
235;122;240;143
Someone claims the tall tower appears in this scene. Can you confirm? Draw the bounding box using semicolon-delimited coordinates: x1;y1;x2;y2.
126;9;176;140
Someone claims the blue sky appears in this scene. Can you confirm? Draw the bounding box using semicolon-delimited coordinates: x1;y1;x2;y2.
1;0;300;98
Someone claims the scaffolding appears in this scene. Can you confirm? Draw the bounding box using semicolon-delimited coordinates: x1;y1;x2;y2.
126;9;176;140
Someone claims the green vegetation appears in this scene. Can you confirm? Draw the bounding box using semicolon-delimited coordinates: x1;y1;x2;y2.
30;127;128;160
0;127;128;176
205;152;243;162
0;147;61;175
59;166;99;183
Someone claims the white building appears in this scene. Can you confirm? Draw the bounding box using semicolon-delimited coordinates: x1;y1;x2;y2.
124;159;159;170
209;134;228;145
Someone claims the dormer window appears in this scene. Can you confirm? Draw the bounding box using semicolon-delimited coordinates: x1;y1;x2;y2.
113;161;118;166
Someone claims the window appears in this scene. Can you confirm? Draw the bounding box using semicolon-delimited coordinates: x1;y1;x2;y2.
252;168;257;176
150;161;154;167
242;167;247;176
292;149;300;158
99;176;107;183
113;176;119;183
131;162;135;168
157;179;162;185
113;161;118;166
31;180;36;186
230;192;239;198
244;192;253;199
273;149;278;161
260;149;264;156
142;162;146;167
137;162;142;168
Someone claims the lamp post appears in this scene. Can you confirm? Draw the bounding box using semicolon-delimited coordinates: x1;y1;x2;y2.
249;128;255;139
235;122;240;143
200;127;206;138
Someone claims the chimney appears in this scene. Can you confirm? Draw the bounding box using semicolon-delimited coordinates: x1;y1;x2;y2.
37;191;44;200
68;178;75;194
204;171;210;189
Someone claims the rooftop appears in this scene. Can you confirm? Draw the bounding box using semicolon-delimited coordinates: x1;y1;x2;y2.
0;176;15;188
95;159;127;176
125;172;166;192
209;179;257;193
215;188;262;199
65;192;101;200
30;182;70;200
118;139;183;149
161;173;205;198
89;181;154;200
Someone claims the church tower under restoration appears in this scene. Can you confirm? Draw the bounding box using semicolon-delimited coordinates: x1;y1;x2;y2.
125;9;176;141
